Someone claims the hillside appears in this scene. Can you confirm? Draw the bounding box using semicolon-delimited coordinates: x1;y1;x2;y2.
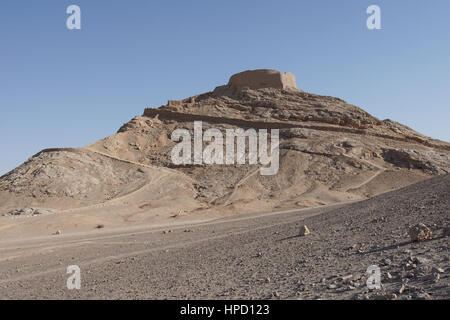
0;69;449;235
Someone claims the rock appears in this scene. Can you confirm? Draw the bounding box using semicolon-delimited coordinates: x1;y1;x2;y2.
414;292;431;300
431;266;444;274
376;293;397;300
5;207;55;217
432;273;440;283
408;223;432;242
413;256;430;265
343;140;358;148
356;293;370;300
54;230;62;235
338;274;353;282
381;258;392;266
299;225;310;236
442;226;450;237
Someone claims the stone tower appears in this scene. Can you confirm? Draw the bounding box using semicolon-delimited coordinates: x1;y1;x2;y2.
213;69;299;96
228;69;297;91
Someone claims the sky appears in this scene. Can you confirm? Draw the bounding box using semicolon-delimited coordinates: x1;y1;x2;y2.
0;0;449;175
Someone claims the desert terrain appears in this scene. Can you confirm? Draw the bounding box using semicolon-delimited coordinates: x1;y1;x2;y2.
0;173;448;299
0;70;448;299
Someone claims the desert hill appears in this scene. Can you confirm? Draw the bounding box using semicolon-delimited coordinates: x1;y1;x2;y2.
0;69;449;234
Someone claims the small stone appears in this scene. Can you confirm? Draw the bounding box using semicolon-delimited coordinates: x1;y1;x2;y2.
378;293;397;300
415;292;431;300
338;274;353;282
299;225;310;236
408;223;432;242
357;294;370;300
381;258;392;266
55;230;62;235
432;273;440;283
414;257;430;265
327;284;337;289
432;266;444;274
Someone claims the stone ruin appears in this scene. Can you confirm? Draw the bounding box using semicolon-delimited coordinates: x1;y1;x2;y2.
166;69;299;106
228;69;297;91
212;69;299;96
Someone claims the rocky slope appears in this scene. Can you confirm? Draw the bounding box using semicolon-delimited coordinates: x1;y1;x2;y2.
1;69;449;229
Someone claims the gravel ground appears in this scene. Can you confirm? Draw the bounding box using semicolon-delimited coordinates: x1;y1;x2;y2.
0;175;448;300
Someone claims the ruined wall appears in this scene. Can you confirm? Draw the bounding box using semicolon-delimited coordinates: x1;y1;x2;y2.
228;69;297;91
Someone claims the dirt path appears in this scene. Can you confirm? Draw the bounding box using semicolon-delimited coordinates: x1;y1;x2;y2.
343;157;387;192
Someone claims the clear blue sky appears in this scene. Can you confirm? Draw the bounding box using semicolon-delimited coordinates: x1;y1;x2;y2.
1;0;449;175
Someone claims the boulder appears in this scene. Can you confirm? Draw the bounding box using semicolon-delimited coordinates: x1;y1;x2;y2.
408;223;432;242
299;225;311;236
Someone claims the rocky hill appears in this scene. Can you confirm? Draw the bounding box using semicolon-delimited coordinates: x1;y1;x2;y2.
1;69;449;231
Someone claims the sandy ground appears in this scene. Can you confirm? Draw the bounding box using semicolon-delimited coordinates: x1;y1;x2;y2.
0;174;448;300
